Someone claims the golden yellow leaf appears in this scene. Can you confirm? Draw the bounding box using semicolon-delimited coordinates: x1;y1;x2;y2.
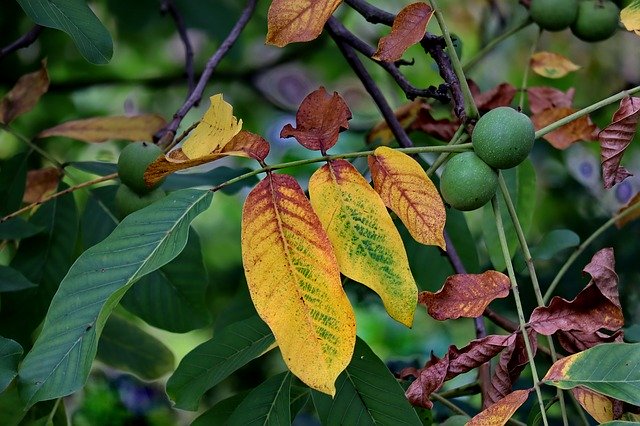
241;173;356;395
571;387;614;423
622;1;640;36
266;0;343;47
369;146;445;249
467;389;531;426
38;114;166;143
309;159;417;327
181;94;242;159
530;52;581;79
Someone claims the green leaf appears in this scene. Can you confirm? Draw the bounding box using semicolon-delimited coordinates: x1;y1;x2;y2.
15;0;113;64
191;392;249;426
121;229;211;332
0;336;22;393
226;372;292;425
167;316;275;411
0;218;43;240
0;266;37;292
483;159;536;271
0;152;28;216
544;343;640;406
312;338;422;425
17;189;212;407
290;385;310;421
529;229;580;261
96;314;174;381
81;185;118;249
0;383;27;425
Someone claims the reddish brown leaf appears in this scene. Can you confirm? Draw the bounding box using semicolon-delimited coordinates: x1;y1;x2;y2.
531;107;598;149
372;2;433;62
410;103;459;141
472;82;517;112
419;270;510;320
527;86;575;114
266;0;342;47
468;389;531;426
556;329;624;354
598;97;640;188
404;353;449;409
616;192;640;228
22;168;62;204
280;87;351;152
367;99;423;145
0;61;49;124
583;247;621;309
38;114;167;143
221;130;270;162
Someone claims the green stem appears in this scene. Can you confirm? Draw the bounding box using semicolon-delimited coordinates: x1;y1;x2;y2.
491;193;548;426
438;381;481;398
426;126;468;176
428;0;479;120
519;28;541;111
0;123;64;168
430;392;470;417
543;199;640;303
46;398;61;424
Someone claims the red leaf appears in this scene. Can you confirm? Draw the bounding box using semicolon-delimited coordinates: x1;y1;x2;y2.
405;353;449;409
410;103;459;140
582;248;621;309
527;86;575;114
280;87;352;152
472;82;517;112
0;60;49;124
556;329;624;354
419;270;510;320
598;97;640;189
372;2;433;62
222;130;270;162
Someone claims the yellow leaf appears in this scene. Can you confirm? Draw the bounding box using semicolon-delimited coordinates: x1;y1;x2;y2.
241;173;356;396
266;0;343;47
37;114;166;143
309;159;418;327
571;387;614;423
622;1;640;36
369;146;446;249
530;52;581;79
467;389;531;426
181;94;242;159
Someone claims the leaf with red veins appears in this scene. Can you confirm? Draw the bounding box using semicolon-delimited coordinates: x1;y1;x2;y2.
556;329;624;354
527;86;575;114
280;87;352;152
419;271;510;321
372;2;433;62
583;248;621;309
598;97;640;188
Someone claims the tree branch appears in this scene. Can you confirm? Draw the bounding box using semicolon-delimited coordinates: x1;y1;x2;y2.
161;0;195;95
0;25;43;61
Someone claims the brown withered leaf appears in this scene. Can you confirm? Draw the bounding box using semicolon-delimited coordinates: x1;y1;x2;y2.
527;86;575;114
0;61;49;124
372;2;433;62
530;52;580;79
468;389;531;426
583;247;621;309
23;168;62;204
38;114;167;143
419;270;510;321
616;192;640;228
470;81;517;112
280;87;351;152
598;97;640;189
411;103;459;141
367;99;424;145
531;107;598;149
556;329;623;354
266;0;342;47
405;334;516;408
571;387;615;424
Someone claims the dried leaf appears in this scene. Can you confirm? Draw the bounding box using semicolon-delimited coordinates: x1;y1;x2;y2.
556;329;623;354
0;61;49;124
372;2;433;62
467;389;531;426
419;271;510;321
598;97;640;189
404;353;449;409
527;86;575;114
530;52;580;79
411;103;459;140
531;107;598;149
241;173;356;395
367;99;423;146
621;1;640;36
23;168;62;204
281;87;351;152
471;82;517;112
368;146;445;249
266;0;343;47
583;247;621;309
572;387;615;423
616;191;640;228
38;114;167;143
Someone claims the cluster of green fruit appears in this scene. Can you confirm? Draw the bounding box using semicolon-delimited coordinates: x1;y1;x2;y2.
115;142;166;219
530;0;622;42
440;107;535;211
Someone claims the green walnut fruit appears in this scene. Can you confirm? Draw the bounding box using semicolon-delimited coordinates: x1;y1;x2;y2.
530;0;579;31
115;184;166;219
117;141;165;195
571;0;620;42
440;152;498;211
472;107;535;170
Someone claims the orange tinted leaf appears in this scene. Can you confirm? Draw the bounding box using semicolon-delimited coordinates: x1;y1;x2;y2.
598;97;640;188
531;107;598;149
23;168;62;203
38;114;166;143
527;86;574;114
467;389;531;426
266;0;343;47
621;1;640;36
372;2;433;62
419;270;510;320
221;130;270;161
241;173;356;395
369;146;445;249
367;99;423;146
281;87;351;152
616;191;640;228
0;61;49;124
309;159;417;326
530;52;580;79
571;387;614;423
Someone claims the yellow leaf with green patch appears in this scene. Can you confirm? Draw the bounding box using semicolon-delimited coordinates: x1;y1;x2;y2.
622;1;640;36
309;159;417;327
530;52;580;79
369;146;446;249
181;94;242;159
241;173;356;396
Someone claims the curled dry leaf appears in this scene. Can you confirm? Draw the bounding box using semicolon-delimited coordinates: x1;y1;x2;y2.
557;329;623;354
23;168;62;204
0;60;49;124
367;99;424;145
38;115;167;143
531;107;598;149
419;270;510;321
571;387;615;424
467;389;531;426
598;97;640;189
621;2;640;36
583;247;621;309
530;52;580;79
372;2;433;62
266;0;343;47
616;191;640;228
281;87;351;152
527;86;575;114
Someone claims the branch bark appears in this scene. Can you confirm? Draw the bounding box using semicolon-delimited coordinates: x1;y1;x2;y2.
0;25;43;61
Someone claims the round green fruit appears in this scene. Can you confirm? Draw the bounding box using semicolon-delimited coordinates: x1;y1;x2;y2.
571;0;620;42
115;184;166;219
117;141;165;195
440;152;498;211
472;107;535;170
530;0;579;31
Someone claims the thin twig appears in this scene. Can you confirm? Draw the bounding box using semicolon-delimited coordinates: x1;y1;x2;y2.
519;28;541;111
161;0;195;95
0;25;43;61
0;123;63;169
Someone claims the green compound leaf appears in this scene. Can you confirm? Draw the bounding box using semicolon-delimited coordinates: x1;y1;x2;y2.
17;189;212;407
15;0;113;64
226;372;292;425
0;337;22;393
191;392;249;426
0;266;37;293
167;315;275;411
313;338;422;425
